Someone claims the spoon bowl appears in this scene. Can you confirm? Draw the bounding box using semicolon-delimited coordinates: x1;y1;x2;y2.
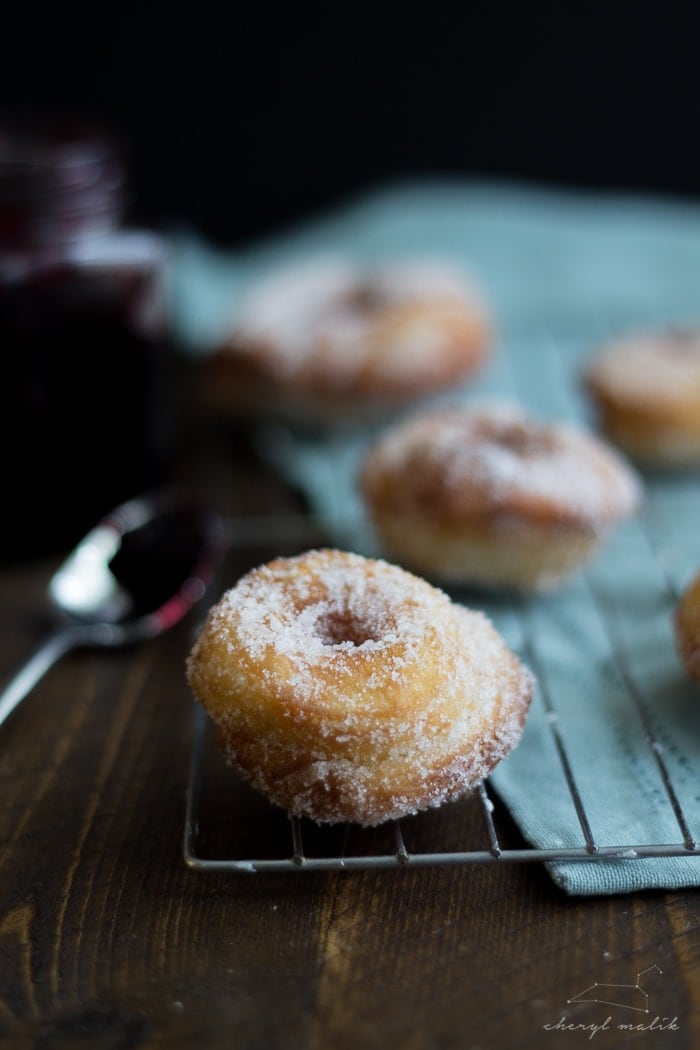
0;489;228;729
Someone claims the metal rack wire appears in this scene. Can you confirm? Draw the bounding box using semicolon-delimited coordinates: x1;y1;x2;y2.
183;505;700;875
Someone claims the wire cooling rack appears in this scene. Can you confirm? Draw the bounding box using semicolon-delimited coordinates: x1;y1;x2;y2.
183;492;700;875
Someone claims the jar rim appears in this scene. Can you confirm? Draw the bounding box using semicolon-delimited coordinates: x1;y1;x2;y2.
0;109;122;160
0;110;127;246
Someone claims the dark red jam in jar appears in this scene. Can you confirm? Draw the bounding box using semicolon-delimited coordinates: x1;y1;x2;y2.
0;116;173;560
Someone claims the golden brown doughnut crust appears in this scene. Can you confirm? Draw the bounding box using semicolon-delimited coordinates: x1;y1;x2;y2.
359;403;642;590
583;328;700;468
675;571;700;684
202;257;492;424
185;549;534;825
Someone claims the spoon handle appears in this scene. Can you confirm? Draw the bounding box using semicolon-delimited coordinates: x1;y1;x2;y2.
0;629;82;729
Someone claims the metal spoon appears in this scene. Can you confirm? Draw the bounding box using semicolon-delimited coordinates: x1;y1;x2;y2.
0;488;228;729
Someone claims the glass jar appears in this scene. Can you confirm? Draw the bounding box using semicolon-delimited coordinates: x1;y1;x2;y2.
0;115;173;559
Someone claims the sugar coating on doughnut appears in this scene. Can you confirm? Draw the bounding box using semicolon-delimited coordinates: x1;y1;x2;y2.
583;328;700;466
585;329;700;407
206;255;492;421
232;258;361;371
361;403;642;531
675;571;700;684
232;256;487;369
359;403;642;590
186;548;534;825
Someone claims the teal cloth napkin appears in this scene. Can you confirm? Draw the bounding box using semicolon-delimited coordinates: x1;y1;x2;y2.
168;179;700;895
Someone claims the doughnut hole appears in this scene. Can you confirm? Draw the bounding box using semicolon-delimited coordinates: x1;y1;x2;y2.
312;605;382;647
479;418;559;458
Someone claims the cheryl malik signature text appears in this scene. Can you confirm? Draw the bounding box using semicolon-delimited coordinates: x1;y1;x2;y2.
543;1015;679;1039
542;965;680;1039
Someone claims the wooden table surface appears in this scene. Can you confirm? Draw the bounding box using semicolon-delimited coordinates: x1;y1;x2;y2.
1;372;699;1049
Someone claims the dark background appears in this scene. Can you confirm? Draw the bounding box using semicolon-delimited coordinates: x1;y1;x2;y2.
3;3;700;248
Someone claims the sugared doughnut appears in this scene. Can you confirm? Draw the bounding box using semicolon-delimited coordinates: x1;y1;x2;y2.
675;571;700;684
185;548;534;826
203;255;492;424
359;403;642;592
583;327;700;468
